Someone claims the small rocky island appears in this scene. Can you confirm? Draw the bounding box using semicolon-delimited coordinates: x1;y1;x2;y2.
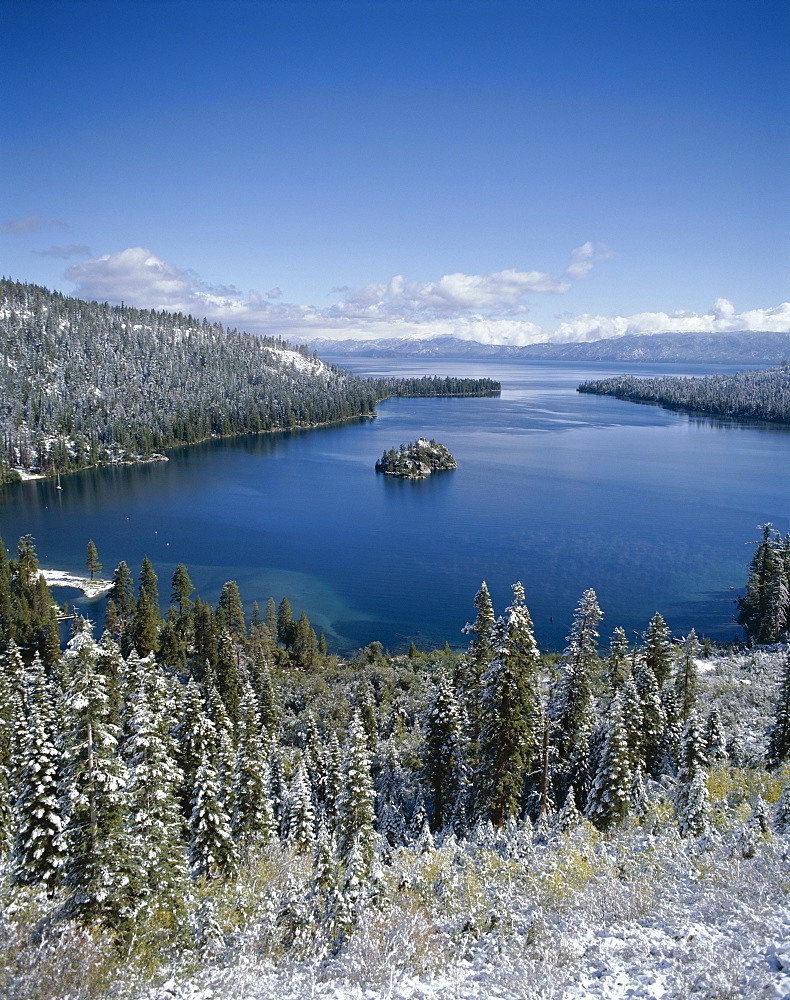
375;438;457;479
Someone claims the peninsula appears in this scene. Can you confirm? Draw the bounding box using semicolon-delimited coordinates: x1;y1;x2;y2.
375;438;457;479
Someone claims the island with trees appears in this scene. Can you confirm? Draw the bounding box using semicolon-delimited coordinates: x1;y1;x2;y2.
375;438;458;478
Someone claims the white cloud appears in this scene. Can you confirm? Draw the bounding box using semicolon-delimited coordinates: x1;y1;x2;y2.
61;246;790;346
66;247;194;307
564;241;615;280
549;300;790;343
329;268;570;321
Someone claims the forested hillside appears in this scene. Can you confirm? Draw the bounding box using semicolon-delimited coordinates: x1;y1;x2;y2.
0;280;499;483
0;530;788;999
578;366;790;423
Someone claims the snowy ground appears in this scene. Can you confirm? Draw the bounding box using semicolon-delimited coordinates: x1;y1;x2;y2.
136;827;790;1000
39;568;112;598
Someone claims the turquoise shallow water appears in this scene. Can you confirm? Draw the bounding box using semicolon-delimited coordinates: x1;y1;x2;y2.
1;358;787;653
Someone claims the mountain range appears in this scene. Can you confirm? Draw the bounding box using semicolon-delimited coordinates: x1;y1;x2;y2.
307;331;790;364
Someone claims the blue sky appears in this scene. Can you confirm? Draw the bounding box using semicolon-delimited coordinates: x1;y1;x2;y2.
2;0;788;344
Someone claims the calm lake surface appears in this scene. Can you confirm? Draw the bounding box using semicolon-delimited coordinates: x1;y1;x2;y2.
1;359;788;653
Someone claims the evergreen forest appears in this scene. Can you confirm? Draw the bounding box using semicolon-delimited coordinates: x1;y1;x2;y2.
0;528;789;999
578;366;790;424
0;280;499;484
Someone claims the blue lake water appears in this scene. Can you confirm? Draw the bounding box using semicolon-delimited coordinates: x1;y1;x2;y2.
1;359;788;653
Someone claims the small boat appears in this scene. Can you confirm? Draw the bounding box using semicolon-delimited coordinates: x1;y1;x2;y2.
55;473;62;491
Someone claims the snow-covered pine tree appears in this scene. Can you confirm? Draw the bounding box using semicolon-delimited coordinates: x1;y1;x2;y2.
337;711;376;872
586;693;632;831
773;780;790;835
462;581;497;693
761;562;790;643
12;691;65;889
550;588;602;809
189;749;237;880
375;741;409;847
59;623;135;925
206;679;237;812
285;752;315;853
738;523;782;640
214;630;242;727
620;674;643;767
630;763;649;819
644;611;673;687
633;661;665;775
675;712;710;838
174;677;210;821
122;652;190;919
556;785;583;832
703;706;728;761
231;676;275;848
322;731;343;835
257;657;282;738
421;667;466;831
674;629;700;722
475;582;542;828
603;626;631;703
767;648;790;767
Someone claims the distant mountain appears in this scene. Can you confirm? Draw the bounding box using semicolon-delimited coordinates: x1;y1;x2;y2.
308;331;790;365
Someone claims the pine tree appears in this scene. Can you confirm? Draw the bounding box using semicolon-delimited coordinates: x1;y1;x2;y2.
463;580;497;684
277;597;294;648
231;677;274;847
215;630;242;727
323;731;343;834
337;712;376;872
286;753;315;852
86;540;102;581
476;582;542;827
170;563;195;616
556;785;583;832
586;694;631;831
550;588;602;808
675;712;709;838
767;649;790;767
422;667;466;831
138;555;160;607
174;678;211;821
132;586;160;656
205;680;236;811
12;695;65;889
644;612;672;687
293;610;317;669
738;523;781;639
773;780;790;835
59;624;134;924
189;752;237;879
634;661;665;775
761;562;790;644
258;658;282;737
674;629;700;722
703;707;728;760
265;597;278;643
192;598;218;678
122;653;189;918
218;580;245;639
107;561;135;652
604;626;631;702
